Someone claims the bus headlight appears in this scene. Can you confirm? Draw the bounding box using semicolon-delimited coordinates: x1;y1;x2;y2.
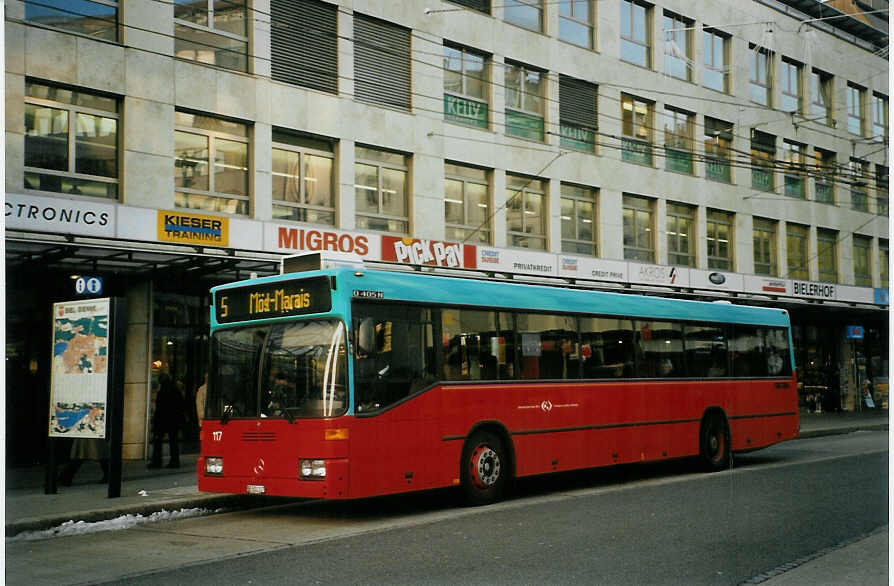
299;459;326;479
205;457;224;475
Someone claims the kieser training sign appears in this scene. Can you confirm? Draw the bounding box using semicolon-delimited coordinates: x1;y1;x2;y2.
49;299;111;438
157;210;229;247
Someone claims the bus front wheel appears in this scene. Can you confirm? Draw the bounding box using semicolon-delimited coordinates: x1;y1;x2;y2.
461;431;508;506
700;412;730;471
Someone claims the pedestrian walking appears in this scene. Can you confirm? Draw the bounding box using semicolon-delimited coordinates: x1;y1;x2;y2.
195;373;208;429
149;373;184;469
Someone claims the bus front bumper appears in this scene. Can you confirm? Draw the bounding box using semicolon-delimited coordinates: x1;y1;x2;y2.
197;457;350;499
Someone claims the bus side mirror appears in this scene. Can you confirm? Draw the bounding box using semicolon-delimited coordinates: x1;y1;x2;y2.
357;318;375;355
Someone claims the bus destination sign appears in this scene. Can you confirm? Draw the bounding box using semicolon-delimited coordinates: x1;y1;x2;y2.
215;277;332;323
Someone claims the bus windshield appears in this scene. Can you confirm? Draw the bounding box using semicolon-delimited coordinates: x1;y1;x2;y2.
207;319;347;420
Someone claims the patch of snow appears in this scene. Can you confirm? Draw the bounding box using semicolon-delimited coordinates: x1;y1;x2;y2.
8;507;216;542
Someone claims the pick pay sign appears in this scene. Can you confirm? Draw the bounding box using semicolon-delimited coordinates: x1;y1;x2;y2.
381;236;476;269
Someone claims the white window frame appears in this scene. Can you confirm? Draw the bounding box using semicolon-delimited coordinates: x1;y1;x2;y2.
24;82;120;199
271;133;336;225
174;112;250;215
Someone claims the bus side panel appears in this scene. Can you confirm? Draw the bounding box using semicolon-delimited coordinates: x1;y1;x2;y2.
348;391;463;498
728;375;800;451
503;381;704;477
342;376;798;498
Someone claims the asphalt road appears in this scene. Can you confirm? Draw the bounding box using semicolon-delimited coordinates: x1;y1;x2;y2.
6;431;887;585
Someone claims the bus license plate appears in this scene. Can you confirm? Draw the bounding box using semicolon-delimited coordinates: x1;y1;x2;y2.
246;484;266;495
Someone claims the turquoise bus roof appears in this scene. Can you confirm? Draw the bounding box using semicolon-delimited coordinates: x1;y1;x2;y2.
211;267;791;328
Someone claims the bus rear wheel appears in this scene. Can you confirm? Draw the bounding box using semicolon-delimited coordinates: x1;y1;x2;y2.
700;413;730;471
461;431;508;506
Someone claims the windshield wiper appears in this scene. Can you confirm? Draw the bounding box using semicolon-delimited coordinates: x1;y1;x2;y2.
221;404;235;425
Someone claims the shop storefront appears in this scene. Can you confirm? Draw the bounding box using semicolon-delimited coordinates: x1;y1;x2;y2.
791;306;889;413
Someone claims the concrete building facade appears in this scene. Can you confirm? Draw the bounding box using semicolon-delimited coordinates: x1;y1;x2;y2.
4;0;889;466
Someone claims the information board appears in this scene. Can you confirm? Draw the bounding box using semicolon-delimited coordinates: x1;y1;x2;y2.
48;298;110;438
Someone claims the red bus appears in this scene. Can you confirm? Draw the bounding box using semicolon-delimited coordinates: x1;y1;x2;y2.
198;260;798;505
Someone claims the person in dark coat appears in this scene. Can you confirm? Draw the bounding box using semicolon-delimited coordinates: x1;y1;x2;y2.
149;374;184;468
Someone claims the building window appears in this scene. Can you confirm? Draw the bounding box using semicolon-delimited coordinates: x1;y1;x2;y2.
751;130;775;192
853;235;873;287
810;69;833;126
271;130;335;225
25;0;118;41
24;81;119;199
623;194;654;262
174;111;249;215
786;223;809;280
354;146;410;234
174;0;248;72
877;165;889;217
559;0;594;48
850;158;870;212
666;203;694;266
780;58;802;114
783;140;806;199
444;44;489;129
704;117;732;183
271;0;338;94
354;14;412;111
505;62;545;141
506;174;547;250
620;0;651;68
663;12;692;81
880;240;889;288
449;0;490;13
706;210;733;270
703;28;729;93
560;183;597;255
445;163;490;244
663;107;694;174
847;83;865;136
813;148;836;204
621;94;652;165
749;45;772;106
559;75;597;152
871;93;888;140
753;217;777;276
505;0;543;32
817;228;838;283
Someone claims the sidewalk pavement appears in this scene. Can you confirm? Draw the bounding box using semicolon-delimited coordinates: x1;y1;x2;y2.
5;409;889;577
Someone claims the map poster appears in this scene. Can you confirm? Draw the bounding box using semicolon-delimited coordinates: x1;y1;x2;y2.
48;298;111;438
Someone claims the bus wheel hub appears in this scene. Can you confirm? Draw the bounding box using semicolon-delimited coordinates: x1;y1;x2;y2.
471;445;500;488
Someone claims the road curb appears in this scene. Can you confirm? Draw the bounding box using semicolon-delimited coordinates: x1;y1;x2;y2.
796;423;888;439
5;494;253;538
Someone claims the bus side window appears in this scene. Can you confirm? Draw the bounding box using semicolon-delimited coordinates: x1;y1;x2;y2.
763;327;792;376
353;303;437;413
634;321;683;378
683;324;729;378
516;313;578;380
440;309;499;381
730;324;767;377
579;318;635;379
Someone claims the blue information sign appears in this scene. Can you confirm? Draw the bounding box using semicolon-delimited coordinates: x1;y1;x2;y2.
74;276;103;296
845;325;864;339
